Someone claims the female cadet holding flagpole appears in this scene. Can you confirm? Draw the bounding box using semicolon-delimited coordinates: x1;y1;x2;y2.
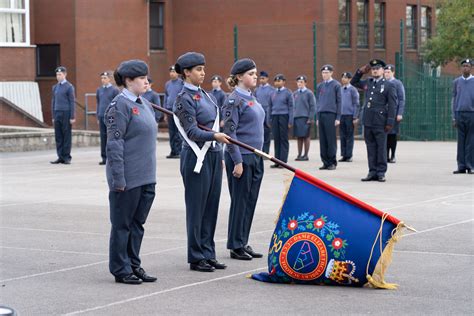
223;58;266;260
172;52;231;272
105;60;159;284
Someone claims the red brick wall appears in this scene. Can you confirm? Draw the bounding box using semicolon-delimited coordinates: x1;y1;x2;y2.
0;98;46;128
0;48;36;81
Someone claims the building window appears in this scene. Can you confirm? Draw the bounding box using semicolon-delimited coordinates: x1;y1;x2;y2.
149;1;164;50
36;44;60;77
356;0;368;48
406;5;417;49
420;6;431;46
0;0;30;46
339;0;351;48
374;2;385;48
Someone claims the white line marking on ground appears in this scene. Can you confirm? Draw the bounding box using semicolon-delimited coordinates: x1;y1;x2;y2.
403;218;473;237
394;250;473;257
63;267;267;316
384;191;472;211
1;246;107;256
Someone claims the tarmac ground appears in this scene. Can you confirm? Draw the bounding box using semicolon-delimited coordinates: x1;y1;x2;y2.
0;140;473;315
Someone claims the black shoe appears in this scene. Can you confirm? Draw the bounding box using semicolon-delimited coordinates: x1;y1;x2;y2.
166;154;180;159
99;160;106;165
230;248;252;260
133;267;157;282
207;259;227;269
190;260;215;272
244;245;263;258
327;165;336;170
338;157;346;162
50;158;64;164
270;164;280;168
301;156;309;161
115;273;142;284
361;175;376;182
377;176;386;182
388;158;396;163
345;157;352;162
467;169;473;174
62;160;71;165
319;165;328;170
295;156;303;161
453;169;466;174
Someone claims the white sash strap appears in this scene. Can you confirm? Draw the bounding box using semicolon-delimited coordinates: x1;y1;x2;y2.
174;91;220;173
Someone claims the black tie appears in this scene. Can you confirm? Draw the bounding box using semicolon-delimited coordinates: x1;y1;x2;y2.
136;98;142;104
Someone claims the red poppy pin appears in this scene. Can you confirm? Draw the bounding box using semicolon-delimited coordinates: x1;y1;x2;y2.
132;107;140;115
248;101;254;107
193;94;201;101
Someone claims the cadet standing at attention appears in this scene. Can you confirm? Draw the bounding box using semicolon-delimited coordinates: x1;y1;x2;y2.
223;58;265;261
142;77;163;122
315;65;342;170
383;65;405;163
293;75;316;161
164;65;184;159
50;66;76;165
351;59;397;182
105;60;159;284
173;52;230;272
452;58;474;174
338;72;360;163
96;71;120;165
268;74;294;168
254;71;275;154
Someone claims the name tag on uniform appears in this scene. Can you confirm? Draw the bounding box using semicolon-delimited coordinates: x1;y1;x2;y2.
380;84;384;93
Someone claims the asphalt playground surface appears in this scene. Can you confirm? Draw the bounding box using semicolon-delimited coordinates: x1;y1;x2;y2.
0;140;473;315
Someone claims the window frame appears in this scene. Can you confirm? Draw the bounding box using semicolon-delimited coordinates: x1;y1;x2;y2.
356;0;369;49
0;0;30;47
420;6;432;46
35;44;61;77
338;0;351;48
149;0;164;51
406;5;418;50
374;1;385;49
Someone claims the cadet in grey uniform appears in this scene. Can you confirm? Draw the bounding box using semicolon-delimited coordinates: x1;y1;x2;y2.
50;66;75;164
293;75;316;161
96;71;120;165
351;59;397;182
142;77;163;122
173;52;230;272
164;66;184;158
254;71;275;154
452;58;474;174
268;74;294;167
339;72;360;162
315;65;342;170
223;58;265;261
105;60;159;284
383;65;405;163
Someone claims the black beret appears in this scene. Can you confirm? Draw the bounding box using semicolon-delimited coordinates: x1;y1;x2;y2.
169;65;176;71
296;75;307;81
320;64;334;72
369;59;386;68
384;64;395;71
55;66;67;73
274;74;286;81
461;58;472;65
230;58;256;75
100;71;112;76
341;72;353;78
211;75;222;82
259;71;269;77
175;52;205;74
117;60;148;78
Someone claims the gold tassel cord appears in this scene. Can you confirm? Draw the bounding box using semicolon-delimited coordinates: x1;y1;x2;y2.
274;174;294;224
365;213;406;289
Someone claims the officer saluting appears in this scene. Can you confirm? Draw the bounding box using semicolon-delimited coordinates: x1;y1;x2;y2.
351;59;397;182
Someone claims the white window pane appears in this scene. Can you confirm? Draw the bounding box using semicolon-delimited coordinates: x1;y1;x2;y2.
0;12;25;43
14;0;24;9
0;0;10;9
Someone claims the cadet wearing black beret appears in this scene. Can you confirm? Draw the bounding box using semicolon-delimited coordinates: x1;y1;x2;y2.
230;58;256;76
174;52;205;75
320;64;334;72
259;71;269;78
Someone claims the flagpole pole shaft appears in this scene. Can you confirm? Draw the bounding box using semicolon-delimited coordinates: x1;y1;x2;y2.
150;103;296;173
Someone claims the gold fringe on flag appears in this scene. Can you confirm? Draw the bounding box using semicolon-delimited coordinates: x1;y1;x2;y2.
365;213;406;289
274;174;295;224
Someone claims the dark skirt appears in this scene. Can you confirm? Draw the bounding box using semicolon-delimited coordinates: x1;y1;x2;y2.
293;117;311;137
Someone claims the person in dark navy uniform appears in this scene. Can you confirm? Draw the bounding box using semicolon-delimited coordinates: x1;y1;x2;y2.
164;66;184;158
142;77;163;122
351;59;397;182
268;74;294;168
223;58;265;261
209;75;227;108
50;66;76;164
105;60;159;284
338;72;360;162
254;71;275;154
383;65;405;163
96;71;120;165
173;52;230;272
293;75;316;161
316;64;342;170
452;58;474;174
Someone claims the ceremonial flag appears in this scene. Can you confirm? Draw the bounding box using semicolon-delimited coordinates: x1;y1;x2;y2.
251;169;406;289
